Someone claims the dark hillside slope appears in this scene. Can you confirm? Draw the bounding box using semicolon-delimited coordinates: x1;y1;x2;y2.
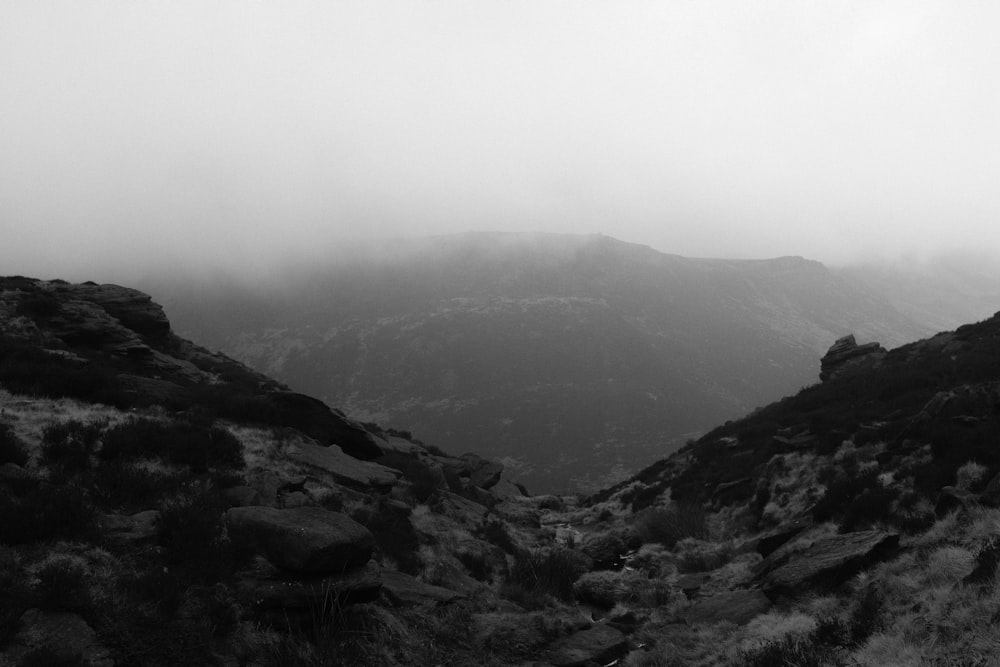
150;233;929;492
598;309;1000;526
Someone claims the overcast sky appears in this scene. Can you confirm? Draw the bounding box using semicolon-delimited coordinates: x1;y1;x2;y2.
2;1;999;282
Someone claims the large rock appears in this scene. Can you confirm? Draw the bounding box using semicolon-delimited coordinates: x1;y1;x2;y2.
226;506;374;574
547;624;628;667
819;334;886;382
461;453;504;490
682;589;771;626
285;439;401;491
762;530;899;597
73;282;171;337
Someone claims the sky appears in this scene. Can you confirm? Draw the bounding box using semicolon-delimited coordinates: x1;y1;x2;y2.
2;1;999;283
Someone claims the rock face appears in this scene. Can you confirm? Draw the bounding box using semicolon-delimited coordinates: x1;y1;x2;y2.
682;589;771;626
226;506;375;574
761;530;900;597
547;623;628;667
820;334;887;381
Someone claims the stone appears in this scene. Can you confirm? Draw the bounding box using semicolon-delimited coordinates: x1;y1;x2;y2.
682;589;771;626
98;509;161;544
226;505;374;574
223;485;263;507
762;530;899;597
285;440;400;491
431;489;489;525
5;609;114;667
381;570;466;607
547;623;628;667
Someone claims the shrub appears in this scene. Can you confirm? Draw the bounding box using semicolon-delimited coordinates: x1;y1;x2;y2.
100;418;244;473
633;504;708;548
34;554;90;613
0;483;97;545
0;422;28;466
964;536;1000;585
90;460;182;511
572;570;649;608
159;484;239;580
736;633;830;667
506;548;591;602
40;420;104;477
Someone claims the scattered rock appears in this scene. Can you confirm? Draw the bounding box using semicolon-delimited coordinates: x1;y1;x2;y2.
226;505;374;574
547;623;628;667
682;589;771;626
762;530;899;597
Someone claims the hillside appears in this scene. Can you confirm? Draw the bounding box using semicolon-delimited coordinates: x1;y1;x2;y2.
4;276;1000;665
149;232;931;492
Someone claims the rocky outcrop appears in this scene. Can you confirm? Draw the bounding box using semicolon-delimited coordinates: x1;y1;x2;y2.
761;530;899;597
819;334;886;381
285;439;401;491
263;392;385;460
226;506;374;574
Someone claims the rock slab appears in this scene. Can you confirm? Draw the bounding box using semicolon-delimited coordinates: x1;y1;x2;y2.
286;440;400;490
226;505;374;574
763;530;899;596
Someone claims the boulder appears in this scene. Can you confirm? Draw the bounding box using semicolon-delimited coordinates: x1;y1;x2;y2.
286;440;400;491
4;609;114;667
819;334;886;382
381;570;466;607
762;530;899;597
547;624;628;667
755;523;808;558
682;589;771;626
226;506;374;574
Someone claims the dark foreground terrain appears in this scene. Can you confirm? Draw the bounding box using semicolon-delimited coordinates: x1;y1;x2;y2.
2;276;1000;666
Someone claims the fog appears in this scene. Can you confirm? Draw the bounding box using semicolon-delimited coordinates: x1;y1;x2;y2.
2;1;999;284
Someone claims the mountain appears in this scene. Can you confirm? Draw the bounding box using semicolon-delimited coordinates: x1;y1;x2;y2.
4;275;1000;665
149;232;933;493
